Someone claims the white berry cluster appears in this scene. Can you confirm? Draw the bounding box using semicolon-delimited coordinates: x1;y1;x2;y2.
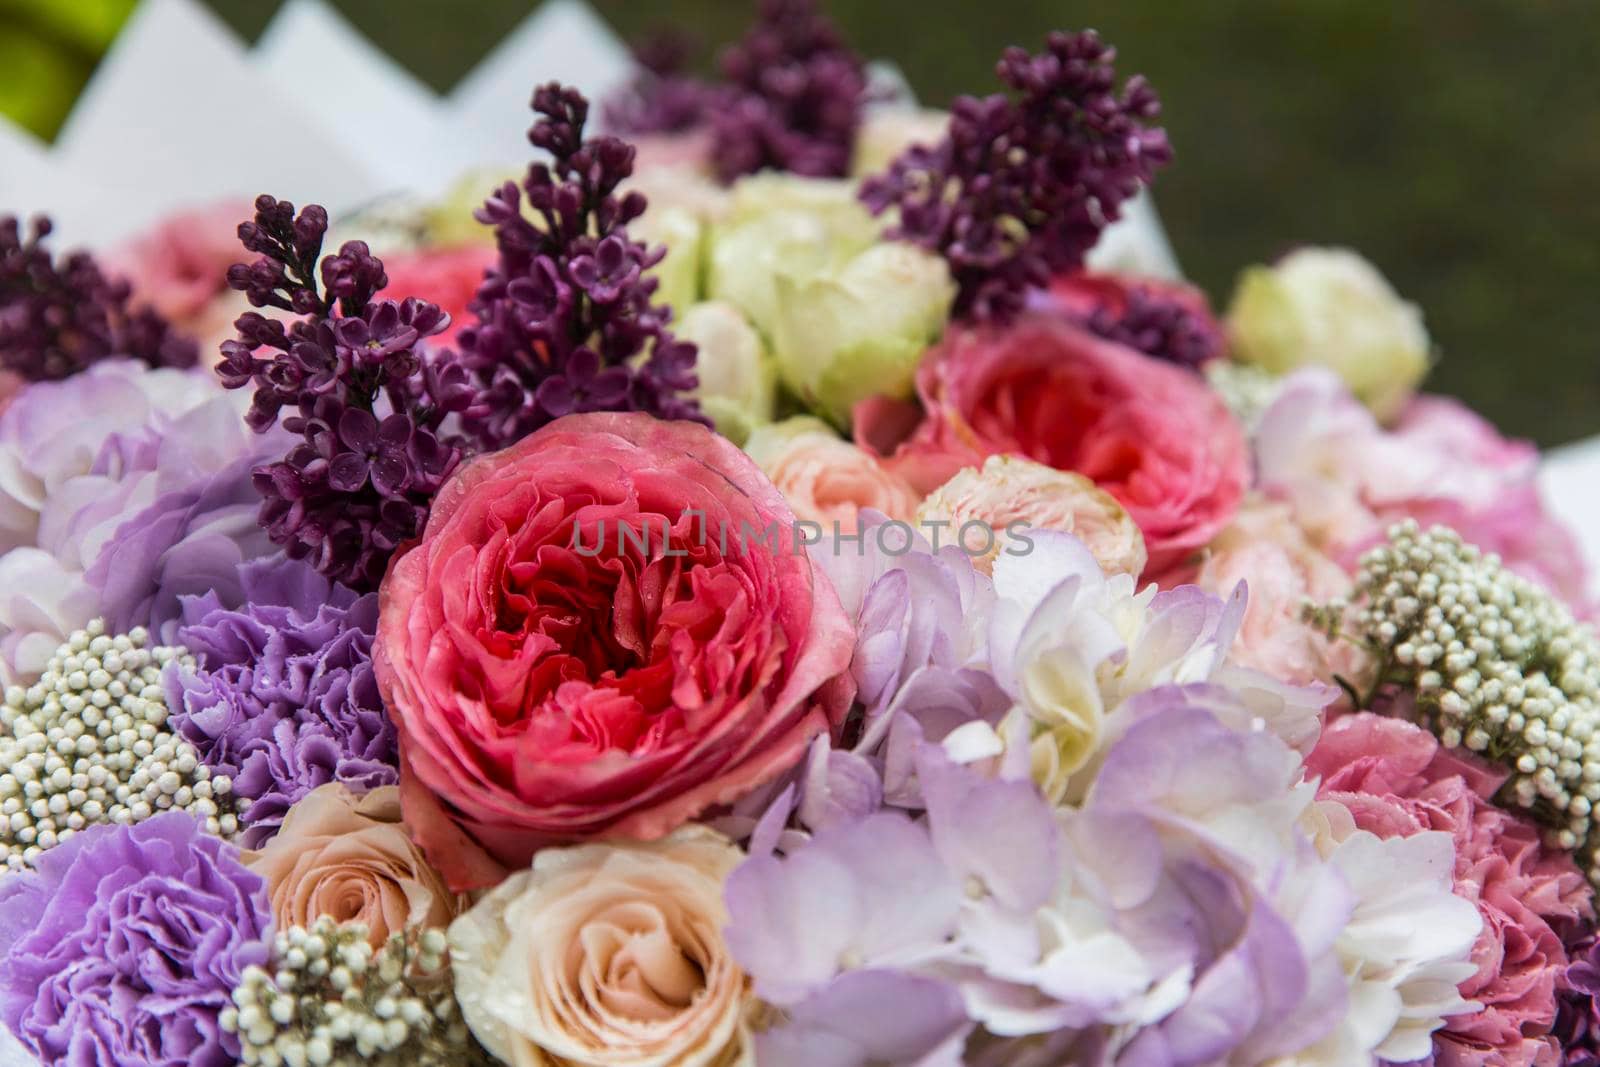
1342;521;1600;885
222;917;491;1067
0;620;239;871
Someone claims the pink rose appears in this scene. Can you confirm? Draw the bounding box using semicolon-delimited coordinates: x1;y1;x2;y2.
375;412;855;890
1192;497;1365;687
856;314;1247;574
1258;370;1589;610
378;245;496;346
1309;713;1594;1067
743;416;920;534
109;200;252;340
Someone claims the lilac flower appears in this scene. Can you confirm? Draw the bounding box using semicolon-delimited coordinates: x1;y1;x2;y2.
709;0;869;183
0;812;270;1067
603;29;719;138
457;84;705;451
0;213;197;381
861;31;1171;322
220;196;470;589
165;554;395;847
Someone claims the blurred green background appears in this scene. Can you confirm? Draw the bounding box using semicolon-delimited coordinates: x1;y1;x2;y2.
3;0;1598;445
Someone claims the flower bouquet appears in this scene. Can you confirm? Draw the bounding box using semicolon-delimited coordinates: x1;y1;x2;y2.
2;2;1599;1065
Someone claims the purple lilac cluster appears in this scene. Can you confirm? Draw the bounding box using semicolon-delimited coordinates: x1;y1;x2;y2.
708;0;868;182
1079;285;1223;369
602;31;717;138
0;214;197;380
457;84;703;451
217;195;473;589
861;31;1172;322
165;555;396;849
0;813;270;1067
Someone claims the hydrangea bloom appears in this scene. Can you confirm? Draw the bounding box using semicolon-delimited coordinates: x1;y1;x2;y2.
166;554;395;848
0;360;287;683
0;812;271;1067
723;691;1360;1064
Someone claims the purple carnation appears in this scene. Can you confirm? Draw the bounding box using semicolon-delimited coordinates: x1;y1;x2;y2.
166;554;395;847
0;812;270;1067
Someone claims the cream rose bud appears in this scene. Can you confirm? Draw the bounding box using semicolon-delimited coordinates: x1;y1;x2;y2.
632;205;705;318
707;176;879;335
245;784;464;949
744;415;921;533
769;241;955;426
677;302;775;446
917;455;1148;577
449;829;752;1067
850;106;950;177
1226;246;1430;421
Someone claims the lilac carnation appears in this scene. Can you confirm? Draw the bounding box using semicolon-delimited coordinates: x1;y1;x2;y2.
166;554;395;847
0;812;270;1067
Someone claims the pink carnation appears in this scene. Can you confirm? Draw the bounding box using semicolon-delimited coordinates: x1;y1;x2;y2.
855;314;1247;574
1257;370;1589;610
374;412;855;891
1308;713;1594;1067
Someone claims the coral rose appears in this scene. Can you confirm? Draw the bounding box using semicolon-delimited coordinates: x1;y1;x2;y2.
855;314;1247;574
1309;713;1594;1067
379;245;496;346
916;454;1146;577
375;412;855;890
744;416;920;534
245;784;462;949
449;829;751;1067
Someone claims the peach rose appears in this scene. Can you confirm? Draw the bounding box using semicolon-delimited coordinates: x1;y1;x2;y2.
743;416;920;534
916;454;1146;576
1192;496;1367;688
448;828;751;1067
245;784;462;948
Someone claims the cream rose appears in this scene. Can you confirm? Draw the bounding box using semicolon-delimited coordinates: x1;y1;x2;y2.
1226;246;1430;421
744;416;920;533
245;784;462;948
448;829;751;1067
917;455;1147;577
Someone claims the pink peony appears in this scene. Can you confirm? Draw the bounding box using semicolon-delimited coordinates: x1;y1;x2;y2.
1257;369;1589;610
1308;713;1594;1067
855;313;1247;574
375;412;855;891
1192;496;1364;687
377;245;496;346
